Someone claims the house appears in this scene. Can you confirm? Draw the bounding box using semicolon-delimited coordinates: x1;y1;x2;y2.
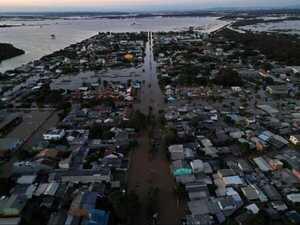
237;159;253;173
185;214;213;225
17;175;37;185
231;86;242;93
217;196;238;212
188;199;210;215
190;160;204;173
268;134;288;150
0;194;28;217
241;186;260;201
0;218;21;225
253;157;272;172
217;169;236;178
168;145;184;160
83;209;109;225
256;105;279;115
262;184;282;201
43;129;65;141
268;159;283;171
35;149;59;160
285;211;300;225
172;160;192;176
235;213;255;225
266;85;289;96
186;182;210;200
286;193;300;203
47;212;67;225
34;182;60;196
222;176;244;186
13;161;52;174
48;169;111;183
290;135;300;145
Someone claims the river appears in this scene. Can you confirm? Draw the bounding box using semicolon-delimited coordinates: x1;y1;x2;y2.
0;16;228;72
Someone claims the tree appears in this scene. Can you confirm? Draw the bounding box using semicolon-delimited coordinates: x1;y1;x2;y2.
163;127;178;146
128;110;147;131
127;191;140;222
146;187;160;219
173;183;186;201
109;190;141;224
264;76;274;85
214;68;243;87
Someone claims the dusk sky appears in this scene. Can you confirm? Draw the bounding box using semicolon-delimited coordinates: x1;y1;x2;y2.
1;0;299;11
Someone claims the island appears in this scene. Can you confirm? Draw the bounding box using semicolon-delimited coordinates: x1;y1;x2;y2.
0;43;25;62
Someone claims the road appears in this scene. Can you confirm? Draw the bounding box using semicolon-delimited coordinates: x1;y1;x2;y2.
128;32;185;225
135;32;165;115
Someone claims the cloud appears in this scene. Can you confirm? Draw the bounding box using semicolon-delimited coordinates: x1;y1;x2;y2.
1;0;299;11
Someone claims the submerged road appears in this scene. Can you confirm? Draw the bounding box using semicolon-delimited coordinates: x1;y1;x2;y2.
128;32;185;225
136;32;165;115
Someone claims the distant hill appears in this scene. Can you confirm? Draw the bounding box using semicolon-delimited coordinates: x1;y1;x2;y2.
0;43;24;62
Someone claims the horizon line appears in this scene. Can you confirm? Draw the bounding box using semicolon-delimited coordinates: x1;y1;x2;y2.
1;5;300;14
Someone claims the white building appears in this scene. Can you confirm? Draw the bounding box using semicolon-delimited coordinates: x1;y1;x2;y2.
190;160;204;173
287;193;300;203
231;86;242;93
43;129;65;141
290;135;300;145
168;145;184;161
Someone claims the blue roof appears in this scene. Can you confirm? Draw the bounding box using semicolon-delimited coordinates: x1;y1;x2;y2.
81;192;98;210
86;209;109;225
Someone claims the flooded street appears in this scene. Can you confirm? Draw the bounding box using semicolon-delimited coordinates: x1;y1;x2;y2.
136;32;165;115
128;33;184;225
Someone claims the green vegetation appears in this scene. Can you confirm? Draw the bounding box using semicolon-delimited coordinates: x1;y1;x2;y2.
177;64;209;86
161;127;178;159
89;124;114;140
173;183;186;201
61;64;80;74
16;148;40;161
0;43;24;62
219;28;300;65
162;127;178;146
127;110;148;131
83;150;103;169
57;101;72;121
232;17;300;28
109;190;140;224
35;85;66;106
146;187;160;219
214;68;243;87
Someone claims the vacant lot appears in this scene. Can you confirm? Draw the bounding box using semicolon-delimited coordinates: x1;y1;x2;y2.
7;110;54;144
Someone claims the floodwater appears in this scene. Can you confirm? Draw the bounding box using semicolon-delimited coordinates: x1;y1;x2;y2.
241;20;300;35
50;32;165;114
137;32;165;115
0;16;228;72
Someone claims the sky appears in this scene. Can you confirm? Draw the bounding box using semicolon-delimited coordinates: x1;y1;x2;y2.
0;0;299;12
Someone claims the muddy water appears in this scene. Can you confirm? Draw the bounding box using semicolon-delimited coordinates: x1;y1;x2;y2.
136;32;165;115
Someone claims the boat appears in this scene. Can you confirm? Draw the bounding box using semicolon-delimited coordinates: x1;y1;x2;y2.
50;34;56;39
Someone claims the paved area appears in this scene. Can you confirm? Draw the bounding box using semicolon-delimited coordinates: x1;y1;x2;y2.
7;110;54;144
22;111;60;148
0;110;59;178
